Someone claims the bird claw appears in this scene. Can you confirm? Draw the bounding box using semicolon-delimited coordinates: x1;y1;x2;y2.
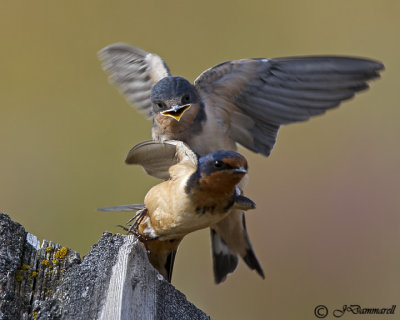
121;208;156;245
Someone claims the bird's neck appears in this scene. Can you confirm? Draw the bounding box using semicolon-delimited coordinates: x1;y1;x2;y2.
185;170;238;211
152;102;206;142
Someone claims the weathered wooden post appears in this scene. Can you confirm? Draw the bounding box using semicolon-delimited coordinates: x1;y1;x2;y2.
0;213;209;320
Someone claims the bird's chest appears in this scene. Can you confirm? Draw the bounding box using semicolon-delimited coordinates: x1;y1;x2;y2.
186;195;235;234
190;190;235;216
185;115;237;156
147;191;233;240
153;106;202;142
152;117;191;141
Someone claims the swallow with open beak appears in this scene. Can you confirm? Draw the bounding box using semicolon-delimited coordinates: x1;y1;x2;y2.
98;43;384;283
99;140;256;282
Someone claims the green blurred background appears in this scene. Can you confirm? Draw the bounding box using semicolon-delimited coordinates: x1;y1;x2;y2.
1;1;398;319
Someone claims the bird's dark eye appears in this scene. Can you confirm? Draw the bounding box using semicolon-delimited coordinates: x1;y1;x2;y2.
213;160;224;168
181;94;190;104
156;102;164;109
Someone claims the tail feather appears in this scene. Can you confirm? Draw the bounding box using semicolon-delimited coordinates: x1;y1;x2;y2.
240;213;264;278
164;249;177;283
211;210;264;283
146;239;181;283
211;229;238;284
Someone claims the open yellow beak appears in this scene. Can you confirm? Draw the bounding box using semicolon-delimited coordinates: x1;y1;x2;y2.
160;104;191;121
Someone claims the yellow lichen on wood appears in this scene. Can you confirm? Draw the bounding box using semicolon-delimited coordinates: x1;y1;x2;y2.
21;263;31;270
16;264;33;281
54;247;68;259
41;259;51;267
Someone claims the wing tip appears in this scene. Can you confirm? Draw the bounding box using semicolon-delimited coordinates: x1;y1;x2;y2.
125;140;154;165
271;55;385;78
98;42;148;58
97;204;145;212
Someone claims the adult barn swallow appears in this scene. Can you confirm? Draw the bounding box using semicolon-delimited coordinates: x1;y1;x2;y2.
99;140;256;282
98;43;383;283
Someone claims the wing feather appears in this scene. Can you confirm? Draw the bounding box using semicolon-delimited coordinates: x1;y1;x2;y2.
125;140;198;180
97;204;145;212
98;43;171;118
194;56;384;156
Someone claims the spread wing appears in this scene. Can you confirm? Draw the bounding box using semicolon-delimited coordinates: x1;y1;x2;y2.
98;43;171;118
194;56;384;156
125;140;198;180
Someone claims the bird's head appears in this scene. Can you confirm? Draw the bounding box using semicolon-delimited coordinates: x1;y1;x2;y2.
150;76;200;121
196;150;248;194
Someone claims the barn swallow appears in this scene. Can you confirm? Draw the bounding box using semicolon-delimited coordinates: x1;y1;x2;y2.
98;43;384;283
99;140;256;282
